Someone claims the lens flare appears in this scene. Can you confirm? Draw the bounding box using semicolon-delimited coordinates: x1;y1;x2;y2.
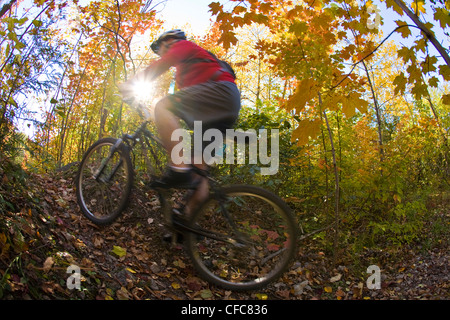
132;80;153;104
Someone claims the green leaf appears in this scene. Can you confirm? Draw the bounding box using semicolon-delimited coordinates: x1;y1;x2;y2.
200;289;213;299
428;76;439;88
421;56;437;74
111;245;127;258
32;20;43;28
393;73;407;95
8;96;17;107
439;65;450;81
385;0;404;15
434;8;450;29
7;31;18;42
18;17;28;26
397;46;415;64
395;20;411;38
289;21;308;36
5;17;16;31
411;82;428;100
15;41;26;50
442;94;450;105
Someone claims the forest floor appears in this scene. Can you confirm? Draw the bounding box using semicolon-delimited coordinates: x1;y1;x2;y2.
0;167;448;300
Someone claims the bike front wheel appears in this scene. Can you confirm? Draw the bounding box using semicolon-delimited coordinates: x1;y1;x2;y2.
75;137;133;225
185;185;299;291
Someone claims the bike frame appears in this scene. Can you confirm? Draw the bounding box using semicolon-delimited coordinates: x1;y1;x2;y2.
93;101;162;181
92;106;250;247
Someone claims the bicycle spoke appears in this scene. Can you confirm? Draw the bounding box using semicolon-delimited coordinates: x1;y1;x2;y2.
186;186;298;290
76;139;133;225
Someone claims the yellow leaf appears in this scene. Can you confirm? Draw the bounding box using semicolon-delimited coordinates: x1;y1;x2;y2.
312;0;323;10
126;267;136;274
111;245;127;258
256;293;268;300
342;100;356;118
172;282;181;289
324;286;333;293
173;259;186;268
411;1;426;14
291;119;322;145
283;78;319;113
324;93;343;112
341;92;368;118
289;21;308;36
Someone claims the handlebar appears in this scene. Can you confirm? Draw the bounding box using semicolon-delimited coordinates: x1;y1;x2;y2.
116;93;153;121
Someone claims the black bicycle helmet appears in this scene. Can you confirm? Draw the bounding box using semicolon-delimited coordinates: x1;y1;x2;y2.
151;29;186;54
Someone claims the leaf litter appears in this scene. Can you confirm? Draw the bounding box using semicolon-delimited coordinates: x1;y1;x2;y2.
0;169;448;300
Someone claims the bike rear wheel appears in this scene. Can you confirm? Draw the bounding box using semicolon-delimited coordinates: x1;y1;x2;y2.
75;137;133;225
185;185;298;291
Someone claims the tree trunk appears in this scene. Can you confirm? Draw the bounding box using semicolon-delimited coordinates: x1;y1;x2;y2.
318;90;340;263
0;0;17;20
362;61;384;167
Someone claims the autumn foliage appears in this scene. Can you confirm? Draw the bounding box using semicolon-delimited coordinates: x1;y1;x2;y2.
0;0;449;299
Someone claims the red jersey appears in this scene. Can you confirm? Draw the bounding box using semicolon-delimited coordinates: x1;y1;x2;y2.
144;40;235;89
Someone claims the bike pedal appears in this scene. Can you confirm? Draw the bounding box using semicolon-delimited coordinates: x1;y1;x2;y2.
162;232;184;244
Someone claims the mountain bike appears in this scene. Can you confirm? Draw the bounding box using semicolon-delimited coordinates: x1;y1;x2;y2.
75;104;299;291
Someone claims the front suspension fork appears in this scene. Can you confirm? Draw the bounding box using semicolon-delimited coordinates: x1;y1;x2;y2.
93;139;124;183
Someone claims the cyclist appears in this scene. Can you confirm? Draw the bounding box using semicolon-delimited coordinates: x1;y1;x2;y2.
119;29;241;216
